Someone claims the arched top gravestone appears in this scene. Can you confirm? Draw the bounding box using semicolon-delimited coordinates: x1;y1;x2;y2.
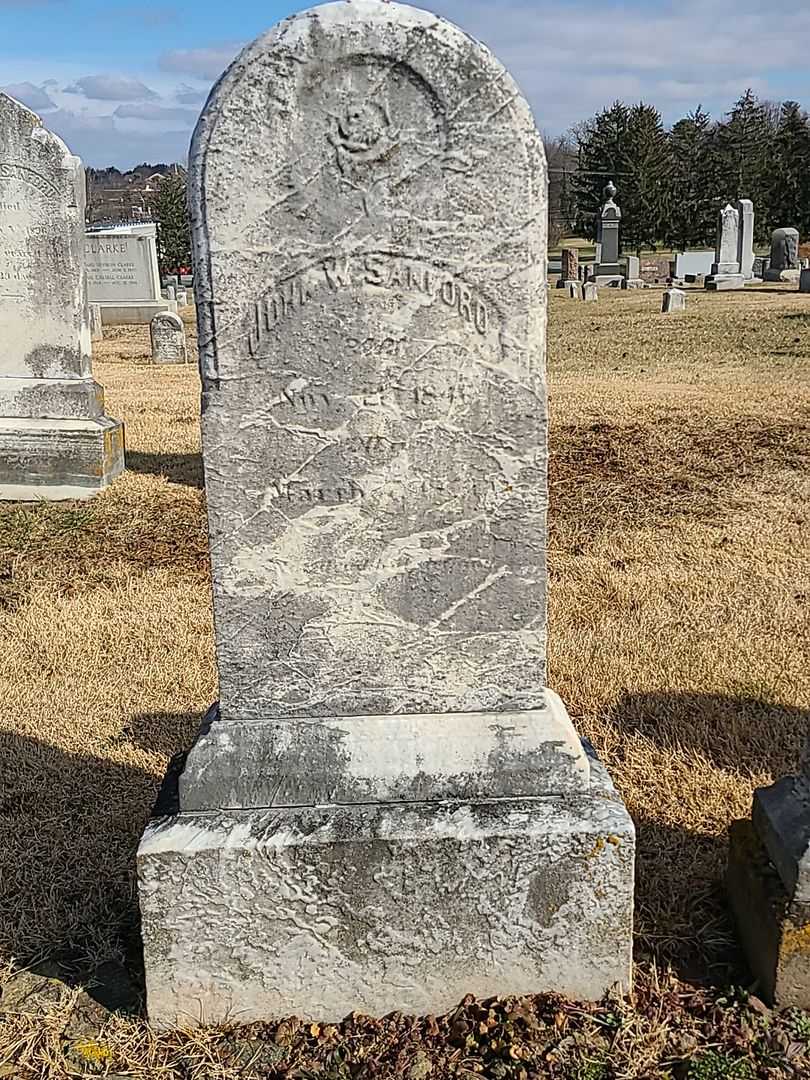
0;93;124;498
194;0;547;709
150;310;187;364
182;0;589;806
0;92;89;383
139;1;635;1028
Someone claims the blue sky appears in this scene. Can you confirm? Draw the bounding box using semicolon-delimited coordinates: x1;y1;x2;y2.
2;0;810;168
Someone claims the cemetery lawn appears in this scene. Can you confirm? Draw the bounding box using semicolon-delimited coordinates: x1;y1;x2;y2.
0;290;808;1076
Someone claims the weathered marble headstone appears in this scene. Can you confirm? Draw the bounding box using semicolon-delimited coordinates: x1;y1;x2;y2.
0;92;124;499
705;203;744;291
594;180;622;285
150;311;187;364
137;0;635;1029
560;246;579;286
566;280;582;299
176;287;188;306
582;281;598;301
165;285;176;301
729;741;810;1007
674;251;714;279
764;227;801;282
89;303;103;341
622;254;643;289
662;287;686;313
736;199;755;280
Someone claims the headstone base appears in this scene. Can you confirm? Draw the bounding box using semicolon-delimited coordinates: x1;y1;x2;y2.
99;302;171;326
0;415;124;500
728;819;810;1008
621;279;644;290
139;725;635;1029
0;378;105;419
595;274;623;288
763;269;801;283
705;274;745;291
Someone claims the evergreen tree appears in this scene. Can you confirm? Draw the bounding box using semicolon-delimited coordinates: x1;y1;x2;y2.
768;101;810;236
666;106;721;248
573;101;630;236
619;103;671;251
150;170;191;273
715;89;776;239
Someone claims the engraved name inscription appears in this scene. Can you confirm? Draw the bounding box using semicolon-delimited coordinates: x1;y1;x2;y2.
0;161;66;201
248;254;491;357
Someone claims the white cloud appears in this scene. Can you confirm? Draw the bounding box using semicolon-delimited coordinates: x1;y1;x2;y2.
2;81;57;112
175;83;208;106
429;0;810;132
158;43;242;82
65;75;157;102
114;101;200;126
6;0;810;170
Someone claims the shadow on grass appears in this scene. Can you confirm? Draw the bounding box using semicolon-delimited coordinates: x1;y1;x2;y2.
2;696;806;1008
608;691;807;778
0;712;203;1009
125;450;204;489
609;691;809;987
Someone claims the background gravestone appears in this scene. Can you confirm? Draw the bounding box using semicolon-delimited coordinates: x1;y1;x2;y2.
662;287;686;313
89;303;103;341
0;92;124;500
150;311;188;364
85;223;170;324
138;0;635;1029
706;204;744;291
764;227;801;282
737;199;755;280
559;247;578;287
594;180;622;285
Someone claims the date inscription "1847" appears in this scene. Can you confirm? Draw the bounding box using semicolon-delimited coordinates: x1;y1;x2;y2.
247;254;491;358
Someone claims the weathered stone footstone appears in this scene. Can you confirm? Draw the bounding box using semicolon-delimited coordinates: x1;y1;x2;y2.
582;282;598;301
150;311;188;364
662;288;686;313
0;92;124;500
729;742;810;1007
138;0;635;1028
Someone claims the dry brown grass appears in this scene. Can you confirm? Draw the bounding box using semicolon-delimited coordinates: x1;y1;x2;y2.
0;290;808;1071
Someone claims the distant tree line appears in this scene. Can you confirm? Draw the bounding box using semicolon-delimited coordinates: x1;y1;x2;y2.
546;90;810;251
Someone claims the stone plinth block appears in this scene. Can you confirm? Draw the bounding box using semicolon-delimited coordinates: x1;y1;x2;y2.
662;288;686;313
705;275;745;292
180;693;590;811
139;750;635;1029
100;302;171;326
0;415;124;500
764;268;801;283
728;820;810;1009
